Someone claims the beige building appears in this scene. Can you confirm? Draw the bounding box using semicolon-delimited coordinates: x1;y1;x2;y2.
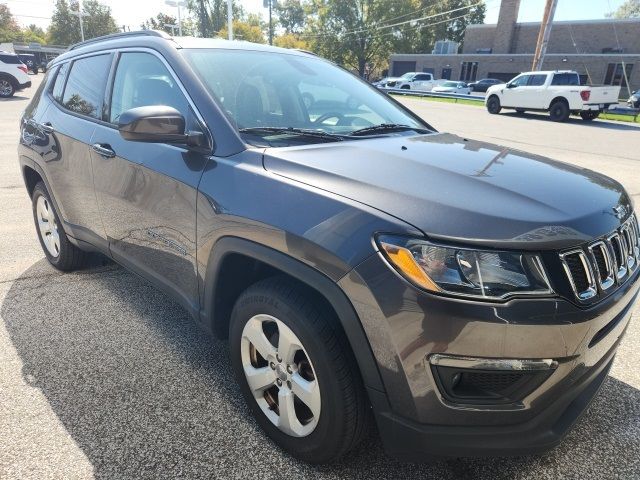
388;0;639;94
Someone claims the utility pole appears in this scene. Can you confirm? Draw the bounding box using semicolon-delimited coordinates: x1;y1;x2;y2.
72;0;90;42
531;0;558;71
227;0;233;40
263;0;275;45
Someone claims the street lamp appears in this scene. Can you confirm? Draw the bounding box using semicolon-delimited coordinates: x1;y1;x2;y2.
71;0;90;42
165;0;187;36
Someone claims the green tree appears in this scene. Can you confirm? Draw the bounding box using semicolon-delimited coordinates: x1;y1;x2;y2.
275;0;306;33
21;24;47;44
607;0;640;18
188;0;244;36
273;32;309;49
218;19;265;43
48;0;118;46
0;4;22;42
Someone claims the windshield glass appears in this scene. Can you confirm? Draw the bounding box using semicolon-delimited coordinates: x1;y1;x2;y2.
400;72;414;79
182;49;427;144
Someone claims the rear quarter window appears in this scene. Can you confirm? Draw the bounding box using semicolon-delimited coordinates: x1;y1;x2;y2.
0;54;21;64
51;62;69;101
551;73;579;86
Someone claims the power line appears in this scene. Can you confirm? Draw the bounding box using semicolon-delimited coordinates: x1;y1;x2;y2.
299;1;483;39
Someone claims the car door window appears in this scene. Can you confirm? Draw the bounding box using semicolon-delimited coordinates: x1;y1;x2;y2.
62;54;112;118
528;74;547;86
511;75;530;87
109;52;189;124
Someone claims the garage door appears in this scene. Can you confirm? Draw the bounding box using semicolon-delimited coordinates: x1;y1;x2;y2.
392;61;417;76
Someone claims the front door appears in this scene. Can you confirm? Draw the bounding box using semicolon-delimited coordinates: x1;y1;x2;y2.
90;51;209;313
500;74;531;107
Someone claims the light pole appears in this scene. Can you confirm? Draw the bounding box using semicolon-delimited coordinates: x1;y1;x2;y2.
227;0;233;40
165;0;187;36
71;1;90;42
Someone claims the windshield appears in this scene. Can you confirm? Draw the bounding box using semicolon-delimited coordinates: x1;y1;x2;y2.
182;49;427;145
400;72;415;79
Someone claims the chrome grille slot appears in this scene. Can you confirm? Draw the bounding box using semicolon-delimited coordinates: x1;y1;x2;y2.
588;241;615;290
559;250;597;300
608;232;627;280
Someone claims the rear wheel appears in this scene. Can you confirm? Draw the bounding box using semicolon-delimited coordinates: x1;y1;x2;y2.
486;95;501;114
0;78;15;98
549;100;570;122
229;277;370;463
580;111;599;121
31;182;89;271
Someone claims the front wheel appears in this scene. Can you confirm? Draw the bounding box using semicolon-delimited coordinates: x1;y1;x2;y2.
486;95;501;114
229;277;370;463
580;111;599;121
31;182;88;270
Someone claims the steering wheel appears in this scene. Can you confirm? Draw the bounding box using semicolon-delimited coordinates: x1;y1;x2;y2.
312;112;345;125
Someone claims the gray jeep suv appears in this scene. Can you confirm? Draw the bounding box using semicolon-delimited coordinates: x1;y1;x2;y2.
18;31;639;463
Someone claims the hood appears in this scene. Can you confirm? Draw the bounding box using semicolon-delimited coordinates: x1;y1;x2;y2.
263;133;632;250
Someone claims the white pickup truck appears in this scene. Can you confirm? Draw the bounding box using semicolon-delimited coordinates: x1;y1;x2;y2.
485;70;620;122
385;72;444;92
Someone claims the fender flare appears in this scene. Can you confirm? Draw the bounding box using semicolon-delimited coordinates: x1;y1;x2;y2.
201;236;386;393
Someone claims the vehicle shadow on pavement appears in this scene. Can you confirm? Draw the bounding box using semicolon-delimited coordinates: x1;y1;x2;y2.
3;259;639;479
0;95;29;102
500;112;640;131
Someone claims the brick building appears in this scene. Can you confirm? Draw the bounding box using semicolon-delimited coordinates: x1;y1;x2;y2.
388;0;639;94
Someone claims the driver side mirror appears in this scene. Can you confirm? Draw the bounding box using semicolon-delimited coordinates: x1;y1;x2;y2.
506;83;517;89
118;105;205;148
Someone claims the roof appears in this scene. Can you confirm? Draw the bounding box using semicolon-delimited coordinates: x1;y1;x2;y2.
55;30;311;65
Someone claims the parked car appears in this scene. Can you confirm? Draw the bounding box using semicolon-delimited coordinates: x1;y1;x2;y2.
371;76;391;88
468;78;503;92
628;90;639;108
19;31;639;464
432;81;471;95
0;51;31;98
390;72;443;91
486;70;621;121
18;53;38;74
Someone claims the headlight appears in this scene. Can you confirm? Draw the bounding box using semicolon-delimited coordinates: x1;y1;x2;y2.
376;235;553;300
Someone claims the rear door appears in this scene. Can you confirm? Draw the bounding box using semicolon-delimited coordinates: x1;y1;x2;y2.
37;54;113;247
521;73;548;108
90;50;210;314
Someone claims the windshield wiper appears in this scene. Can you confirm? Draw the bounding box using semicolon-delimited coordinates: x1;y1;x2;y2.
239;127;344;141
348;123;431;136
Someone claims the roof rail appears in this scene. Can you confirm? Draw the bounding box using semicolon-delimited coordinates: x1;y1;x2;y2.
69;30;172;51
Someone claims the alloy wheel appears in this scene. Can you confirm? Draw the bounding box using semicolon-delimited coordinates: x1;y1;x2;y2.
0;79;13;97
241;314;321;437
36;196;60;257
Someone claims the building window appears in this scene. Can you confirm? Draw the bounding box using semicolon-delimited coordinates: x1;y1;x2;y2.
459;62;478;82
603;63;634;88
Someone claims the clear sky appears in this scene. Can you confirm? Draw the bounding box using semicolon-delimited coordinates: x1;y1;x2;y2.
4;0;629;31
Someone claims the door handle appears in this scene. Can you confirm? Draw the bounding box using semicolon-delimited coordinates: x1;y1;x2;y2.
40;122;54;133
91;143;116;158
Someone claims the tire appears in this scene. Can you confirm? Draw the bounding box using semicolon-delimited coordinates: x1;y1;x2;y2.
549;100;570;122
580;111;599;121
229;276;370;464
515;108;526;114
486;95;501;114
31;182;88;271
0;77;15;98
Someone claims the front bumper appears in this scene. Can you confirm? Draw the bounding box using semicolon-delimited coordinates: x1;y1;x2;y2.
339;252;639;459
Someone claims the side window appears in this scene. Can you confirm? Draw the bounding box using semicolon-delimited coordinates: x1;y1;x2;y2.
551;73;579;86
511;75;530;87
62;54;112;119
52;62;68;101
528;74;547;86
109;52;188;124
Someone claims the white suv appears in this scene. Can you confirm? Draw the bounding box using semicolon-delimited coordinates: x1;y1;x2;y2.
0;52;31;98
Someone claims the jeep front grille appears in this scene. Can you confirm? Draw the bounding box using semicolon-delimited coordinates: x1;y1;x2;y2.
560;214;639;301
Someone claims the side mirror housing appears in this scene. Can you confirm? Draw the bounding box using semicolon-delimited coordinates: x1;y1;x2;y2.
506;83;517;89
118;105;206;149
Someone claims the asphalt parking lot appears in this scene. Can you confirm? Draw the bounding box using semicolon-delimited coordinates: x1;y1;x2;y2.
1;75;639;479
